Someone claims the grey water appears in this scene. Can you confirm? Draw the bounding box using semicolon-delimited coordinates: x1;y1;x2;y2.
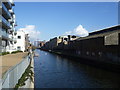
34;49;120;88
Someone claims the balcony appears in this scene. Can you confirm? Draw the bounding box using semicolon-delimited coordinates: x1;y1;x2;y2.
10;26;15;31
2;29;9;40
9;18;14;23
2;15;11;29
13;37;17;43
3;0;12;9
8;28;14;33
0;5;2;15
11;2;15;6
0;29;2;38
14;21;17;26
2;3;11;19
14;30;17;35
9;34;13;41
9;0;15;6
0;15;2;22
9;9;15;16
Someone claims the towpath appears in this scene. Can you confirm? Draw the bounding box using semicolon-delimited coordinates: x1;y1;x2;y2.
0;52;28;77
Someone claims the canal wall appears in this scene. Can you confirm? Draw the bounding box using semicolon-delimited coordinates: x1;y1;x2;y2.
1;54;34;88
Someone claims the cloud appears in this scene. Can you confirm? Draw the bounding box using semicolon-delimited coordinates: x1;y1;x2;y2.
18;25;41;42
65;25;89;37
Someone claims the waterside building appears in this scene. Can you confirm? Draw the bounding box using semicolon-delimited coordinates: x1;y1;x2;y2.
0;0;17;53
41;25;120;66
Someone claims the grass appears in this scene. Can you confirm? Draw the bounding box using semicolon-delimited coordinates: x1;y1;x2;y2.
0;50;23;56
0;52;10;56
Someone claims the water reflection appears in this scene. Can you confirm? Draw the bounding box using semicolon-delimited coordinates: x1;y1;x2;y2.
34;49;120;88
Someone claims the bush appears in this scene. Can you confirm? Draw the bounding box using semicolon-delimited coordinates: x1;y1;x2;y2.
11;50;23;54
0;52;10;56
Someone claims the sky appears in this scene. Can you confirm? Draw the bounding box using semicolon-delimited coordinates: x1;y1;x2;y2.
14;2;118;42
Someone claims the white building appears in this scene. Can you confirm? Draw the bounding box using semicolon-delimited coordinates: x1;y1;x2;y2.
14;30;26;52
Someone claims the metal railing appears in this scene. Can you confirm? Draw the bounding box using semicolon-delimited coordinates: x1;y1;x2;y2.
0;15;2;22
0;29;2;38
8;34;13;41
2;29;9;38
2;16;11;28
4;0;12;9
2;3;11;18
13;37;17;42
8;18;14;23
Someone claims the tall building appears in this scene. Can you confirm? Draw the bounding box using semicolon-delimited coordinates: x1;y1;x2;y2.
0;0;17;53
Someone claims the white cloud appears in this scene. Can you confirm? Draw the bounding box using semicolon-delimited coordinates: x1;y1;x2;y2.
18;25;41;42
65;25;89;37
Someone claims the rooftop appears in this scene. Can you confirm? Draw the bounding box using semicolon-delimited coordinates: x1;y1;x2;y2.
76;25;120;41
89;25;120;36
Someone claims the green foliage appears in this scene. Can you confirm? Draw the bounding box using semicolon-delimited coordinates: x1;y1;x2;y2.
14;64;34;89
11;50;23;54
0;52;10;56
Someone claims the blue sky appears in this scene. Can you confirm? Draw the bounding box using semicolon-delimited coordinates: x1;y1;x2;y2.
14;2;118;41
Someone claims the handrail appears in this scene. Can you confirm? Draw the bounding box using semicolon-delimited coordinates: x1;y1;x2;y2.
2;15;11;27
2;3;11;18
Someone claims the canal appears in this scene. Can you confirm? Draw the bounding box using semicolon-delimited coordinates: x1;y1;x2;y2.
34;49;120;88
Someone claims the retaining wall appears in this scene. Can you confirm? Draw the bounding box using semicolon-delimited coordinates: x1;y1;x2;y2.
2;55;30;88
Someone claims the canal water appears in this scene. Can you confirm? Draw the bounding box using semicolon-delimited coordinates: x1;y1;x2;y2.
34;49;120;88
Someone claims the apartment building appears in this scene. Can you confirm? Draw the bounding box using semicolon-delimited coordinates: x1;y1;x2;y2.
14;30;26;52
0;0;17;53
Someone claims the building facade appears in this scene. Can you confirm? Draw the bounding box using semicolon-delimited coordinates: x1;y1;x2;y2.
14;30;26;52
42;35;79;50
42;25;120;66
38;41;45;48
0;0;17;53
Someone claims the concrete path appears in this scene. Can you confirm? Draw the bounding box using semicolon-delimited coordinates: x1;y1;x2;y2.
0;52;28;77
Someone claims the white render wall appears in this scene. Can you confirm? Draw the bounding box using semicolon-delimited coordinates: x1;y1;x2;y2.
14;30;25;52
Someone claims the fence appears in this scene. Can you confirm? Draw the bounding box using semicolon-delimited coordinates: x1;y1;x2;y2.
2;55;30;88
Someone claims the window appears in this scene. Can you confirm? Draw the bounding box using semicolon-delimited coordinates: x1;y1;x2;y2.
18;36;21;39
17;46;21;50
